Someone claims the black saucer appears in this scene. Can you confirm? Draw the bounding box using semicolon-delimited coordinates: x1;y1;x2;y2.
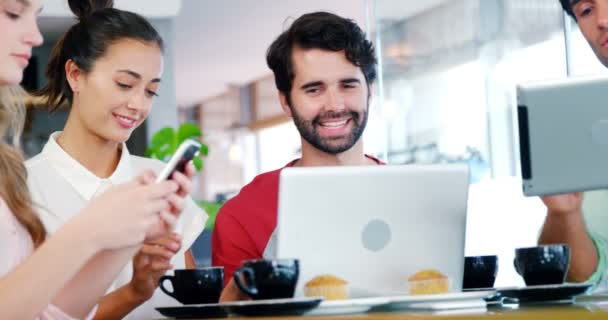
497;283;592;303
157;297;323;318
224;297;323;316
462;288;502;304
156;304;228;319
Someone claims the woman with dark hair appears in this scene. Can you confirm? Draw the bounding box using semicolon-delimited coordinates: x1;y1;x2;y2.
26;0;207;318
0;0;195;319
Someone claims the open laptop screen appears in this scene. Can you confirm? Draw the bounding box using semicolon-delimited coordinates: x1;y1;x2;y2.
276;164;469;296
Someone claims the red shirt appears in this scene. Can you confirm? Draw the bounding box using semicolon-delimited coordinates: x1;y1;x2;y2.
212;156;384;286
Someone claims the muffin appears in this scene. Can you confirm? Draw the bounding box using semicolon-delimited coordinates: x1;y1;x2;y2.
408;269;450;295
304;274;349;300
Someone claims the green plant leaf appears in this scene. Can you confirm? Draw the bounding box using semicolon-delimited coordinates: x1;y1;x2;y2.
199;143;209;157
146;127;176;160
149;127;175;148
177;122;202;144
193;156;203;171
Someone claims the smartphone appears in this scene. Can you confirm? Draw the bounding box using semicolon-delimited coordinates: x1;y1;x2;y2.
155;139;201;183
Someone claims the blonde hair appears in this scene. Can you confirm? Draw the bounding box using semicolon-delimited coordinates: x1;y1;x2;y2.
0;85;46;246
0;85;26;146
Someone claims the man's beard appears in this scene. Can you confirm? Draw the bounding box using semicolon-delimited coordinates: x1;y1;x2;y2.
290;102;369;155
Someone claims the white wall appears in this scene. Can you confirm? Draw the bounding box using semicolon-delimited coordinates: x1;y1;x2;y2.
147;19;179;141
173;0;367;106
40;0;181;18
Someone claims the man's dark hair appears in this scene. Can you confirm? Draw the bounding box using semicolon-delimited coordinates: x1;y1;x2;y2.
266;11;377;106
559;0;576;20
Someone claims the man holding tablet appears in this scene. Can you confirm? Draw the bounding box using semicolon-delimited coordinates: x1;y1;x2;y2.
538;0;608;287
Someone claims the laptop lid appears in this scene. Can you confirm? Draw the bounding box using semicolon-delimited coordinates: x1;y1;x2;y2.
517;75;608;196
275;164;470;296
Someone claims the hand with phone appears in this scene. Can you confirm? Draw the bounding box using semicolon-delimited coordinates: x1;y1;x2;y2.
155;139;202;183
152;140;200;232
138;167;195;238
124;141;200;302
86;163;198;316
76;172;179;249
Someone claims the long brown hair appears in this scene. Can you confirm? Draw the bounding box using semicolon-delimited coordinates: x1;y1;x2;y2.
0;86;46;246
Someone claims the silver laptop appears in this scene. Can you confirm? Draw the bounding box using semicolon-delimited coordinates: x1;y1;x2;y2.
517;75;608;196
275;164;470;296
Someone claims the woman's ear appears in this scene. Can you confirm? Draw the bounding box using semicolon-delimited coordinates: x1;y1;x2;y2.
64;59;83;94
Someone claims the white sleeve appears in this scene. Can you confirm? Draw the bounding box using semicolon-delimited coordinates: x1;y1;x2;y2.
175;196;207;252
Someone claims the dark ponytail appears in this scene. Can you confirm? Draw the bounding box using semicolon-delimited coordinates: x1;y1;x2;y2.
36;0;163;111
69;0;115;21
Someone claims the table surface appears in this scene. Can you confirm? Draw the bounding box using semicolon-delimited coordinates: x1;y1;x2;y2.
160;296;608;320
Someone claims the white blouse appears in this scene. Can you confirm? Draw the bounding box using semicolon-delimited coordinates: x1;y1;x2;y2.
26;132;207;319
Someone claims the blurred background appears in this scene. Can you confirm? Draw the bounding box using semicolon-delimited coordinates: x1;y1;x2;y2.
24;0;608;287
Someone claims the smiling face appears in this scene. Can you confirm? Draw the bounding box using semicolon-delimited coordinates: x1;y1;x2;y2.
571;0;608;67
280;47;370;155
66;38;163;144
0;0;43;85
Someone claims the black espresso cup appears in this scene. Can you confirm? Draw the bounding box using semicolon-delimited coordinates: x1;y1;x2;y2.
463;255;498;289
233;259;299;300
514;244;570;286
159;267;224;305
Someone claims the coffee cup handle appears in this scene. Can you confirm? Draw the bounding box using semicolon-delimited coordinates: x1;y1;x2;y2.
159;275;177;300
513;259;522;276
233;267;258;298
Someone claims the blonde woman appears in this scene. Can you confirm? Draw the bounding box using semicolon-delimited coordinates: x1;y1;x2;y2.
0;0;195;318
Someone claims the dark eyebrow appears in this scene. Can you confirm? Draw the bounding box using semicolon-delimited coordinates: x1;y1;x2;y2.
300;81;323;91
300;78;361;90
570;0;581;8
117;69;161;83
341;78;361;85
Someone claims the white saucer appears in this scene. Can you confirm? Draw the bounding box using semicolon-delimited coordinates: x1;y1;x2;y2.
385;290;496;310
305;297;391;316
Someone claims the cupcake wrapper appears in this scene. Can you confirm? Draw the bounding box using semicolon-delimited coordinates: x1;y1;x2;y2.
304;284;349;300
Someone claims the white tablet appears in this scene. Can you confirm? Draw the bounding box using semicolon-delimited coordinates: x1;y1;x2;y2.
517;75;608;196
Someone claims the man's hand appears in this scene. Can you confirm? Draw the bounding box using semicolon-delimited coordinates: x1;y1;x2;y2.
539;192;598;282
541;192;584;216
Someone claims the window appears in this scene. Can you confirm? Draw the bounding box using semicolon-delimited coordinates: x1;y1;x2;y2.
370;0;568;287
